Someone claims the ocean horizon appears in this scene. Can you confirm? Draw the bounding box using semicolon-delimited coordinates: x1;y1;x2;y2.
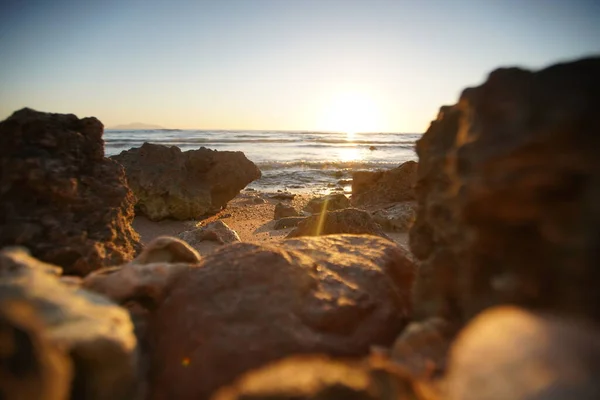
104;129;421;194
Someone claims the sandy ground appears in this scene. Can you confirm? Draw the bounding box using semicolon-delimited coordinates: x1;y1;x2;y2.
132;190;410;251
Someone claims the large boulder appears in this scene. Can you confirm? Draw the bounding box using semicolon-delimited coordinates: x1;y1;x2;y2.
0;247;139;400
287;208;390;239
409;57;600;323
112;143;261;221
446;307;600;400
352;161;418;206
0;108;141;276
84;235;415;399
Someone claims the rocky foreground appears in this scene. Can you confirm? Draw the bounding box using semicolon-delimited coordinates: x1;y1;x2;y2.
1;56;600;400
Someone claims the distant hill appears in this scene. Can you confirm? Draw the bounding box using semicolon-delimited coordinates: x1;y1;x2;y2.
107;122;166;130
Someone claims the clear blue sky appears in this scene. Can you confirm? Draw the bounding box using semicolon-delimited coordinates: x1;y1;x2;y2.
1;0;598;132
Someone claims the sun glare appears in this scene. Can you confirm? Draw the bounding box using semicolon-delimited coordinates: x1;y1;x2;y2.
320;90;383;136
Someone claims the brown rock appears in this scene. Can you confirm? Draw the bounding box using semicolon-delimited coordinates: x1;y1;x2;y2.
0;108;141;276
211;355;422;400
85;234;415;399
371;202;417;232
287;208;390;239
274;202;299;219
179;220;241;247
352;161;418;206
304;193;350;214
446;306;600;400
0;247;139;400
112;142;261;221
409;57;600;323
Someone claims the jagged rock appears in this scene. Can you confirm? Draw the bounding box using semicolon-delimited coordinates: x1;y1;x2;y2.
85;234;415;399
409;57;600;323
0;108;141;276
0;247;139;400
287;208;390;239
446;306;600;400
274;202;299;219
211;355;422;400
304;193;350;214
371;202;417;232
352;161;418;206
274;216;305;230
112;143;261;221
179;220;241;247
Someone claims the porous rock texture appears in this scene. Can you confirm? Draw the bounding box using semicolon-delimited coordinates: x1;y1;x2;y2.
352;161;418;206
112;143;261;221
409;57;600;323
84;234;415;399
0;246;138;400
0;108;141;276
287;208;390;239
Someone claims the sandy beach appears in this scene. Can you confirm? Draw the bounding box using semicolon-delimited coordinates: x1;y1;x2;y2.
133;190;410;251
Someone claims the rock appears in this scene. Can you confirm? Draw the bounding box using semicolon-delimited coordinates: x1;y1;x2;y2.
211;355;422;400
390;317;457;379
446;306;600;400
0;301;71;400
250;196;266;204
270;192;295;200
274;202;299;219
409;57;600;323
134;235;202;265
369;145;377;151
0;108;141;276
352;161;418;206
304;193;351;214
179;220;241;247
287;208;390;240
371;202;417;232
0;247;139;400
85;234;415;399
338;179;353;186
112;142;261;221
274;216;306;230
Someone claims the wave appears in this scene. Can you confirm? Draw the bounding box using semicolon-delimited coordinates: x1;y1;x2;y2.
104;138;417;146
255;160;403;171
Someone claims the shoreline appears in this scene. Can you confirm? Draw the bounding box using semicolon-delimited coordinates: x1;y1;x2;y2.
132;190;410;251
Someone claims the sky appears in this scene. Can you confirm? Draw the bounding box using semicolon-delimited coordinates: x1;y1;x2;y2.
0;0;599;132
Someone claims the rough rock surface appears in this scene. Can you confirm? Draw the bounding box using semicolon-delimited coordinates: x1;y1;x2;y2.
211;355;422;400
304;193;350;214
371;202;417;232
0;247;138;400
112;142;261;221
352;161;418;206
446;306;600;400
287;208;390;239
85;234;415;399
274;202;299;219
179;220;241;245
409;57;600;323
0;108;141;276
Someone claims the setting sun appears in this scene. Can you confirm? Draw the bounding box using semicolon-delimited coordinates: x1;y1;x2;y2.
319;90;384;135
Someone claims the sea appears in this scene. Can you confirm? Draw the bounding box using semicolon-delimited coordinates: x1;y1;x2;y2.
104;130;421;194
